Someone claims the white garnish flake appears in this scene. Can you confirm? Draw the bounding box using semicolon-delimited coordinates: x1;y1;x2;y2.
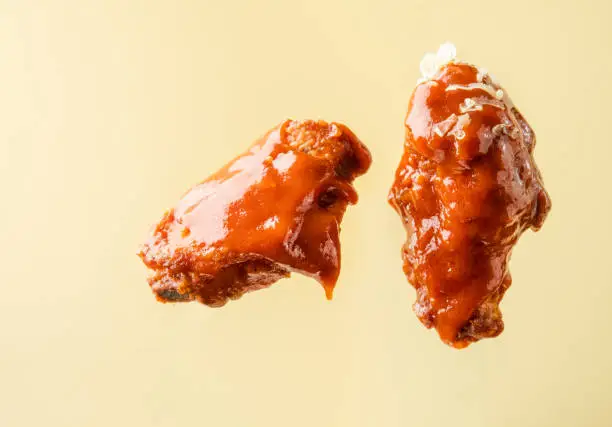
418;42;457;83
447;82;501;100
460;98;484;113
433;114;458;138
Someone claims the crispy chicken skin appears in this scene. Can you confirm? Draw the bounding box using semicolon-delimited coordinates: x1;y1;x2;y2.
139;120;371;307
388;45;551;348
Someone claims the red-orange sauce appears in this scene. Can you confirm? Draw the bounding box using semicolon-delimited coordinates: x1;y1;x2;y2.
140;120;371;306
389;62;551;348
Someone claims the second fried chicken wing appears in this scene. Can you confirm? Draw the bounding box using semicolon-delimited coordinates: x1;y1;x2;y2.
389;45;551;348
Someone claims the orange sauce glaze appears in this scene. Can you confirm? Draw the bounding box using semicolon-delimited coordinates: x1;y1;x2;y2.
140;120;371;306
389;62;551;348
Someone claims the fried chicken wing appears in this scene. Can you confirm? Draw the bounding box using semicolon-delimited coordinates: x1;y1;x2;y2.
140;119;371;307
388;44;551;348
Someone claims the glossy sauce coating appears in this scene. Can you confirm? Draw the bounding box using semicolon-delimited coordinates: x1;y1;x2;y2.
389;61;551;348
140;120;371;306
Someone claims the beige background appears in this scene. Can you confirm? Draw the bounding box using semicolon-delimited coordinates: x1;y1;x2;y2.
1;0;611;426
